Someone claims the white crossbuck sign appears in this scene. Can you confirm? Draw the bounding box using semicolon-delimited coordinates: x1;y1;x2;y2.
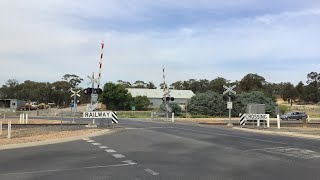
223;85;236;95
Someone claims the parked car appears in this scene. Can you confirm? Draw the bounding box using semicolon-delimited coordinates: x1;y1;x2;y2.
280;112;308;120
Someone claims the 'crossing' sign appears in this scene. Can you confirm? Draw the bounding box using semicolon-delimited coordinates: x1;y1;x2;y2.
83;111;118;124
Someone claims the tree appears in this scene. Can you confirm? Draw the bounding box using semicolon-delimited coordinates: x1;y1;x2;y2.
160;103;182;116
170;81;184;90
303;82;320;103
146;81;157;89
307;72;320;84
62;74;83;88
132;80;147;88
131;96;150;110
188;91;226;116
117;80;132;88
100;82;132;110
233;91;276;117
239;73;266;92
0;79;19;99
280;82;298;106
208;77;228;94
295;81;305;101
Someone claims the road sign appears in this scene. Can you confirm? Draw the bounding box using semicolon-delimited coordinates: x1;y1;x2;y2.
91;94;98;103
131;106;136;111
223;85;236;95
83;111;118;124
227;102;233;109
239;113;269;126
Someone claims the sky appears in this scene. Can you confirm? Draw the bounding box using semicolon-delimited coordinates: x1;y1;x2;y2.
1;0;320;88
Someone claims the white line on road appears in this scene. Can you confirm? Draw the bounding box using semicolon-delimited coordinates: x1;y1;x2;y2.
0;163;135;176
82;138;89;141
244;146;297;152
92;143;102;146
173;127;287;145
86;140;95;143
113;154;125;158
105;149;116;153
99;146;108;149
122;160;137;165
144;168;159;176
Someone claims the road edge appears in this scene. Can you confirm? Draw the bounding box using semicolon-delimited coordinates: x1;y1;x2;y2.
233;127;320;141
0;129;112;150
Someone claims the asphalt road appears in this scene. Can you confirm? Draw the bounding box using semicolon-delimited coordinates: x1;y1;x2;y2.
1;119;320;180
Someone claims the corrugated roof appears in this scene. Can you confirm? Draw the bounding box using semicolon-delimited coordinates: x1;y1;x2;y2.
127;88;194;99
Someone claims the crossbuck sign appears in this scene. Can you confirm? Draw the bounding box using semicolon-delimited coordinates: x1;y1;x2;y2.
223;85;236;95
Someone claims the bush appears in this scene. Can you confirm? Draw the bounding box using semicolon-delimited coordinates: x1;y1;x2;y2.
188;91;226;116
160;103;182;116
279;105;289;114
131;96;150;111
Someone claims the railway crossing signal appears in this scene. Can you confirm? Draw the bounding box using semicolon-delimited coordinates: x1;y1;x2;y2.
223;85;237;126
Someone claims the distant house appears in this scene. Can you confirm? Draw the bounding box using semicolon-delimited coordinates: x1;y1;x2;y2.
0;99;26;111
127;88;195;109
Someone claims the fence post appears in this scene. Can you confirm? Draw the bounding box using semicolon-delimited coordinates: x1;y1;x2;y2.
172;112;175;123
257;119;260;127
0;120;2;135
19;114;22;124
26;113;28;124
3;114;5;119
277;114;280;129
307;115;310;122
267;114;270;128
7;120;11;139
22;113;25;124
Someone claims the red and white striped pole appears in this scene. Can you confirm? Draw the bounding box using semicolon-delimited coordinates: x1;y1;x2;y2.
97;40;104;88
163;67;167;99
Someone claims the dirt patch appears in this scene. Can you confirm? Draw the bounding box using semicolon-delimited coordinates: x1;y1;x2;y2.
0;128;103;145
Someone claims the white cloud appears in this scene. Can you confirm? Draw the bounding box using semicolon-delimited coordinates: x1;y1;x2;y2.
1;1;320;87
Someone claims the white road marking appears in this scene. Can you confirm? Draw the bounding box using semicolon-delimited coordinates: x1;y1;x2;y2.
92;143;102;146
99;146;108;149
244;146;297;152
86;140;95;143
0;163;134;176
122;160;137;165
82;138;89;141
173;127;287;145
113;154;126;158
105;149;116;153
144;168;159;176
247;147;320;159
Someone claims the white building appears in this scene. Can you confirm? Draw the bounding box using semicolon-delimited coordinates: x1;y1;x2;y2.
127;88;195;109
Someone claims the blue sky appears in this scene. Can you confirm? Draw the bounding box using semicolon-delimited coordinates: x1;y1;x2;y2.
1;0;320;87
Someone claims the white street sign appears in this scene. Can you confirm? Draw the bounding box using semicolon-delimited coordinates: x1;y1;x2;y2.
227;102;233;109
91;94;98;103
223;85;237;95
83;111;113;118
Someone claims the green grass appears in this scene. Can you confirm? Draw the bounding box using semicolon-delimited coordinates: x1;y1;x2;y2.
117;111;152;118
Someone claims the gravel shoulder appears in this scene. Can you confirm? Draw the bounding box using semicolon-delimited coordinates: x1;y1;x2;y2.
0;119;107;146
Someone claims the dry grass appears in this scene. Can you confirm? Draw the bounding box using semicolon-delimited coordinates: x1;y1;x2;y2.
0;119;63;124
0;129;102;145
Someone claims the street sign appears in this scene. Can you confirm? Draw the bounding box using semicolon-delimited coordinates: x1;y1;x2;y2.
239;113;270;126
83;111;118;124
223;85;237;95
131;106;136;111
227;102;233;109
91;94;98;103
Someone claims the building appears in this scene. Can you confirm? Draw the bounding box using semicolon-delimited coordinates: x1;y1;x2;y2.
0;99;26;111
127;88;195;109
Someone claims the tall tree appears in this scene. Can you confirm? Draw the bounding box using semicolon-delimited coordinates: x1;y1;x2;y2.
62;74;83;88
208;77;228;94
132;80;147;88
295;81;305;101
280;82;298;106
146;81;157;89
117;80;132;88
100;82;132;110
239;73;266;92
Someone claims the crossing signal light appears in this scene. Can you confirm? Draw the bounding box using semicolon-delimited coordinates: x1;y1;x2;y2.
162;96;175;102
84;88;103;95
223;95;236;101
94;88;103;94
83;88;93;95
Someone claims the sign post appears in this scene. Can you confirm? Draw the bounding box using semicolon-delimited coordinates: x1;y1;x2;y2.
223;85;236;126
